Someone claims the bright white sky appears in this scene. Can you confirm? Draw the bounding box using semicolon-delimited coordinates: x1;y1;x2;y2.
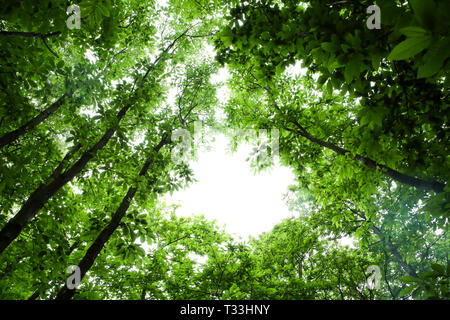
161;52;303;242
159;45;307;242
163;133;297;241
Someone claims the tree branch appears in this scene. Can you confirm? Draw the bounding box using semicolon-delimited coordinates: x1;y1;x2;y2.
0;31;61;38
41;36;59;58
373;226;418;278
0;31;61;57
283;121;445;193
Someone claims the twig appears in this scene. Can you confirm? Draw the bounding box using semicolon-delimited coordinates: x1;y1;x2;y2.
41;36;59;58
0;31;61;38
0;30;61;58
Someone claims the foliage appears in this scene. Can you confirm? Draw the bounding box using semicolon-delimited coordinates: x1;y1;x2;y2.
0;0;448;300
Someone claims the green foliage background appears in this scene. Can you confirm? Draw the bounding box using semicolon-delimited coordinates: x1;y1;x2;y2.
0;0;448;300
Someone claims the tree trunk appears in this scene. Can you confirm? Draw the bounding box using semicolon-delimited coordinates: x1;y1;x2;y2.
54;138;168;300
28;289;40;300
0;93;70;148
0;104;131;254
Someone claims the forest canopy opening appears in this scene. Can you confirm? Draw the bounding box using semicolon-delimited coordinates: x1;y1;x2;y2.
0;0;448;301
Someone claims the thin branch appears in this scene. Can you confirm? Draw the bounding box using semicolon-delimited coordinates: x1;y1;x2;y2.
0;31;61;57
373;226;418;278
383;249;396;300
141;24;197;83
160;235;191;250
186;32;216;38
101;48;127;73
0;31;61;38
41;36;59;58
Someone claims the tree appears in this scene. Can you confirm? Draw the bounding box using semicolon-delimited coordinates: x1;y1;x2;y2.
0;0;448;301
0;20;196;254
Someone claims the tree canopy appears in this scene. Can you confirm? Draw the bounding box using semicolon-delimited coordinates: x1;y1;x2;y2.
0;0;448;300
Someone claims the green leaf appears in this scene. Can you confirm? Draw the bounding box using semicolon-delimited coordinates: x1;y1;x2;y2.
419;271;438;279
99;3;110;17
401;275;421;283
220;27;234;47
417;38;450;78
412;287;423;299
399;285;416;296
344;56;362;82
399;26;428;37
409;0;437;29
371;53;383;69
320;42;335;53
431;263;446;275
388;36;432;60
